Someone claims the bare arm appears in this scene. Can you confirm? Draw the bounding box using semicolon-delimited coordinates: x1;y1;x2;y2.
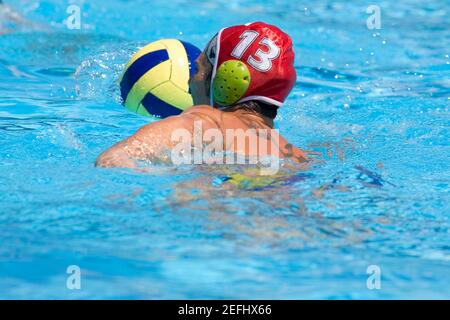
95;114;194;168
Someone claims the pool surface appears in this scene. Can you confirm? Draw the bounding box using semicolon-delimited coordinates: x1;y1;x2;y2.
0;0;449;299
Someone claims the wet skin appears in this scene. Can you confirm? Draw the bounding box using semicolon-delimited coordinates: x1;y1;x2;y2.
96;53;308;168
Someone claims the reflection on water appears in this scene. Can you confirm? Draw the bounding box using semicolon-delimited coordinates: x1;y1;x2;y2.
0;0;449;299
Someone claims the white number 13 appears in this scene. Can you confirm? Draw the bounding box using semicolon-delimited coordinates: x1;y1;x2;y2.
230;30;280;72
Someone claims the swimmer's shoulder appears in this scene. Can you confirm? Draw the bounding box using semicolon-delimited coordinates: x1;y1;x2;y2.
183;105;245;124
182;104;217;116
181;105;225;128
278;135;309;163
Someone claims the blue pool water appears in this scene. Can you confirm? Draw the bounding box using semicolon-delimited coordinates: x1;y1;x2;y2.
0;0;449;299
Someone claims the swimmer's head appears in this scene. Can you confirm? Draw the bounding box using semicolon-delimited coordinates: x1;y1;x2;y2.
189;34;217;105
190;22;297;109
189;51;213;105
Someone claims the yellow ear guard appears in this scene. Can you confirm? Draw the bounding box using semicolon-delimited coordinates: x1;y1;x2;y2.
212;60;251;106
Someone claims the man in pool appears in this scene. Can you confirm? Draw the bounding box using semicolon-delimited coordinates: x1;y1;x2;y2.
96;22;308;169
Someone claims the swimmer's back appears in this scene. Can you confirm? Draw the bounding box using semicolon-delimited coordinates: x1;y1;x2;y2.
96;104;307;168
183;105;308;162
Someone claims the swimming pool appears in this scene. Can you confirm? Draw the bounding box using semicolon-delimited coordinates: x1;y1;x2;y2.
0;0;449;299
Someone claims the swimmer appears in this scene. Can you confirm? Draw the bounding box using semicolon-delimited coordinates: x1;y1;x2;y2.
96;22;308;168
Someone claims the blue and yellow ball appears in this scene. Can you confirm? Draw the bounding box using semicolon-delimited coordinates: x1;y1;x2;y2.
120;39;201;118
